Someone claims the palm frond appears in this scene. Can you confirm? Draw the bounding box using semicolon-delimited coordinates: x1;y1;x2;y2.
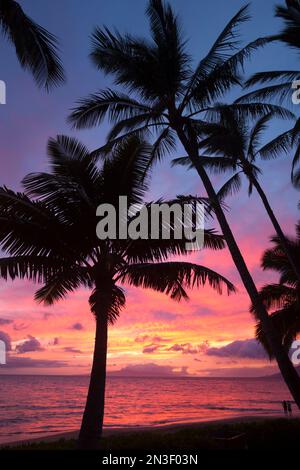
257;129;293;160
0;0;64;89
123;224;225;264
90;24;183;100
188;37;270;110
245;70;300;86
107;113;162;142
146;0;190;94
240;71;300;104
256;304;300;359
0;187;69;257
35;268;90;305
251;283;296;313
247;114;273;157
217;172;243;201
261;236;298;286
182;5;250;105
89;284;126;324
102;136;153;205
215;103;295;121
276;1;300;50
90;125;153;160
237;83;296;104
291;119;300;179
119;261;235;301
0;256;64;283
172;155;236;174
23;136;102;213
68;89;151;129
292;155;300;184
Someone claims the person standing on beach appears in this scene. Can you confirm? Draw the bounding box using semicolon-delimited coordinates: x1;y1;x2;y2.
282;401;288;415
287;402;292;416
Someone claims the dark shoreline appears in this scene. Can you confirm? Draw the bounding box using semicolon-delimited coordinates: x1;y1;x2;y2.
1;414;297;449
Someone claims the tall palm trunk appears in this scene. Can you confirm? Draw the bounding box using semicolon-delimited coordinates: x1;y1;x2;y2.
248;172;300;281
173;122;300;407
78;313;108;449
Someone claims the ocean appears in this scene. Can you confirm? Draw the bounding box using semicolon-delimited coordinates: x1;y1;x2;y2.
0;375;298;444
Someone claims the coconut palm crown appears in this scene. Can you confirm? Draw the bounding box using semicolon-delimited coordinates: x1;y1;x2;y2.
253;223;300;359
276;0;300;52
172;106;300;281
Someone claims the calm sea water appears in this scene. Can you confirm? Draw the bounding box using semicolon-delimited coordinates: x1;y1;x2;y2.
0;375;298;443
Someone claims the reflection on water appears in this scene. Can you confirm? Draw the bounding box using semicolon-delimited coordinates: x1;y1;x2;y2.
0;375;298;443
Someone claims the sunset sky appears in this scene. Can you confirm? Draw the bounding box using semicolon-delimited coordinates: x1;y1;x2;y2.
0;0;298;377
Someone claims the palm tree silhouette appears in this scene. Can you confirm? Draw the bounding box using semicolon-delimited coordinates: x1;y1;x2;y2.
253;223;300;359
0;0;64;89
0;135;234;448
68;0;300;406
275;0;300;52
173;107;300;281
236;0;300;97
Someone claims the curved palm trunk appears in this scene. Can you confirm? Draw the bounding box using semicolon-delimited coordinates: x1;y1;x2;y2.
78;314;108;449
249;174;300;281
173;123;300;408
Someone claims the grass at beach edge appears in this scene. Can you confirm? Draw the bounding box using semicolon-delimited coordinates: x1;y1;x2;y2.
2;418;300;451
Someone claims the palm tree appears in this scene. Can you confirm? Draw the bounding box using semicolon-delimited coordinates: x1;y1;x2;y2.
236;0;300;100
172;107;300;281
234;2;300;169
68;0;300;405
275;0;300;52
0;0;64;89
0;134;234;448
253;223;300;360
236;74;300;198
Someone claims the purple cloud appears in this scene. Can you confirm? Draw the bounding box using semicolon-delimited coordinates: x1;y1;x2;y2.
206;339;267;360
168;341;209;355
110;363;189;377
13;323;28;331
142;343;163;354
152;311;178;321
0;318;13;326
136;335;169;344
43;312;53;320
70;323;84;331
1;356;69;369
15;335;44;354
135;335;150;343
63;347;82;354
203;365;278;378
